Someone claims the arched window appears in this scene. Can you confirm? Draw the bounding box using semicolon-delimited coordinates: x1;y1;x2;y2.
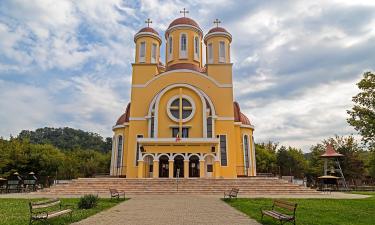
243;135;250;175
151;43;157;63
168;36;173;61
180;33;187;58
167;96;195;122
116;135;123;168
219;41;225;63
139;42;146;63
194;36;199;60
208;43;213;63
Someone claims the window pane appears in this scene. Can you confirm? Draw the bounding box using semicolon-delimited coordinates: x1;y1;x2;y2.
208;43;213;62
171;99;179;107
140;42;145;57
182;128;189;138
117;136;123;168
181;34;186;51
171;109;179;118
244;136;249;168
151;44;157;62
169;37;173;53
195;37;199;54
182;109;192;119
219;135;227;166
182;99;191;107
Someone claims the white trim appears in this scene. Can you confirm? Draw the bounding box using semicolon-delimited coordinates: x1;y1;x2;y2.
216;117;234;121
139;41;146;63
129;117;146;121
251;135;257;176
166;94;196;123
166;24;203;37
112;125;125;130
169;125;192;128
179;33;188;59
110;136;116;175
138;137;219;144
153;84;207;138
204;32;232;43
240;124;255;129
134;32;162;44
131;69;232;88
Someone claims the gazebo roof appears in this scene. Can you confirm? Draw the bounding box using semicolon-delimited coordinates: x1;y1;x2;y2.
320;144;343;158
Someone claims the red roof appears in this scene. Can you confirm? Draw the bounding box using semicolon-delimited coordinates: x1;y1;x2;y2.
116;103;130;125
234;102;252;126
207;27;230;34
137;27;159;36
166;63;206;73
168;17;200;29
321;144;343;158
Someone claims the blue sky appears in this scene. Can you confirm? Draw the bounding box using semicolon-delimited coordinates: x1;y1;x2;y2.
0;0;374;151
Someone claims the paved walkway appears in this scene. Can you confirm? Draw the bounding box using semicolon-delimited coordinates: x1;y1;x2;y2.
73;195;260;225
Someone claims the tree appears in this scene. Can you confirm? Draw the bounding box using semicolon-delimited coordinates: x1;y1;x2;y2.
276;146;308;178
255;143;277;174
18;127;112;152
347;71;375;149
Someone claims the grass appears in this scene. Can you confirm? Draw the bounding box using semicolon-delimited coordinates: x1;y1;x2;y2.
224;192;375;225
0;198;126;225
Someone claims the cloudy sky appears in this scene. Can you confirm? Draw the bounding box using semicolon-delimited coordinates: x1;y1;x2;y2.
0;0;374;151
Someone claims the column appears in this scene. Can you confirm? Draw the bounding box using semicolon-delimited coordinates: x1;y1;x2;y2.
214;160;221;178
137;160;144;178
184;160;189;178
153;160;159;178
168;160;174;178
199;160;205;178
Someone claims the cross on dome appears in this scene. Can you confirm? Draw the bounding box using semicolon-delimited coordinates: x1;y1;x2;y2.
213;18;221;27
180;8;189;17
145;18;152;27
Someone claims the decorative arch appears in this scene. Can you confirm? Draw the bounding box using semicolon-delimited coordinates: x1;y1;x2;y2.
142;153;155;161
148;83;216;138
173;153;187;160
156;153;171;160
188;153;202;160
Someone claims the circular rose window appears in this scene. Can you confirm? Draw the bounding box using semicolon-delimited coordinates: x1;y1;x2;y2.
167;95;195;122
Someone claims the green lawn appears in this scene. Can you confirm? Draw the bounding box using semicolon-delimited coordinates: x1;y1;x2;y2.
0;198;126;225
224;192;375;225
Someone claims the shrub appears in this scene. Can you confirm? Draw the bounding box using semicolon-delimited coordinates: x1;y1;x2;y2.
78;194;98;209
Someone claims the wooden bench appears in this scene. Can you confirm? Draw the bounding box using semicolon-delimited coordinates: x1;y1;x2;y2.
224;188;239;199
261;200;297;225
29;198;72;224
109;188;125;200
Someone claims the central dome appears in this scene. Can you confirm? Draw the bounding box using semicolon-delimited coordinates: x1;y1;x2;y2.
168;17;201;29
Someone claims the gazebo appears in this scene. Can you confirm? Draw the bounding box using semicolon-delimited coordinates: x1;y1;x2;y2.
320;144;348;190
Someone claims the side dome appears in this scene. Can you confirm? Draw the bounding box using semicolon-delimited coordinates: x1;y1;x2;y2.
134;26;161;44
204;26;232;44
233;102;252;126
116;103;130;125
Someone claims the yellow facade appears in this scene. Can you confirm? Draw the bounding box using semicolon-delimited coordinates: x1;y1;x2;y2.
110;16;256;178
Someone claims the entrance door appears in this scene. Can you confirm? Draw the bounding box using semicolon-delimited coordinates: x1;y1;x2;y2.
189;155;200;177
174;155;184;178
159;155;169;178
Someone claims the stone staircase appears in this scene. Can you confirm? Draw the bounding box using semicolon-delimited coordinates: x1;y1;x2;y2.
37;177;319;195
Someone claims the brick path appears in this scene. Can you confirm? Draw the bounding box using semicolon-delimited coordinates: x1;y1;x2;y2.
73;195;260;225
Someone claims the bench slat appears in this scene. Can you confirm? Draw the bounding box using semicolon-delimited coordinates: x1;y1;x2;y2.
32;200;60;209
274;200;297;211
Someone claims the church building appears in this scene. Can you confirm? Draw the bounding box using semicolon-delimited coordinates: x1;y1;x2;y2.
110;11;256;178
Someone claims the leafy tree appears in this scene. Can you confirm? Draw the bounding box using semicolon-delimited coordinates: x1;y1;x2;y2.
255;143;277;174
18;127;112;152
347;71;375;149
276;146;308;178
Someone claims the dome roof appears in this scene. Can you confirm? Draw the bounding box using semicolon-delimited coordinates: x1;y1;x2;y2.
116;103;130;126
166;63;206;73
233;101;252;126
168;17;201;29
207;26;230;34
137;27;159;36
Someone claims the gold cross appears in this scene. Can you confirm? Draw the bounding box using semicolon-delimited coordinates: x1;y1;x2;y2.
213;18;221;27
180;8;189;17
145;18;152;27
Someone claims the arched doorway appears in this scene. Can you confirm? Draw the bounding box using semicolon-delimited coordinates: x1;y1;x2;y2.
189;155;200;177
174;155;184;178
143;155;154;178
159;155;169;178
